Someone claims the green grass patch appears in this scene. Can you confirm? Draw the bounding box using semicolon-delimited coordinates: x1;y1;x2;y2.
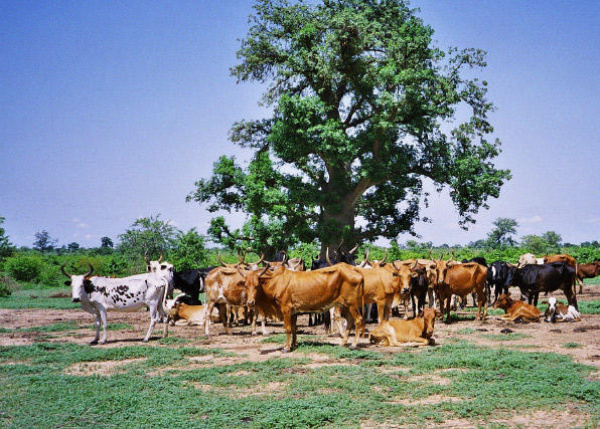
0;341;598;427
563;342;583;349
579;300;600;315
482;333;531;341
0;287;79;309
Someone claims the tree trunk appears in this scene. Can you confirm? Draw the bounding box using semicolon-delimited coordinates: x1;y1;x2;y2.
320;203;357;255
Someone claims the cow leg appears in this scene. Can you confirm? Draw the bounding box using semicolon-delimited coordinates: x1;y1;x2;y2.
347;306;364;349
282;309;293;353
565;287;578;310
203;300;216;337
143;301;159;343
96;305;108;344
444;296;452;324
291;314;298;350
427;288;436;309
90;308;101;345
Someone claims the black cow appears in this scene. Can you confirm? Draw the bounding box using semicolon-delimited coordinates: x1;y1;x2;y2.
512;262;577;309
172;267;216;304
461;257;488;267
408;264;429;318
488;261;517;303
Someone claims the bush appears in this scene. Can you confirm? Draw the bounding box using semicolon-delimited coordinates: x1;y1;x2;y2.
0;274;16;297
5;255;44;282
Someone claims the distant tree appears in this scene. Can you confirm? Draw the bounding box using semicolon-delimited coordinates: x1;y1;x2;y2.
33;230;58;253
486;217;518;249
541;231;562;252
67;242;80;252
468;239;487;249
117;214;178;261
0;216;15;259
521;235;549;255
169;229;209;271
101;237;114;249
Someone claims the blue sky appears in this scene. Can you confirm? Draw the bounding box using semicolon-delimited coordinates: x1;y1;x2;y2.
1;1;598;248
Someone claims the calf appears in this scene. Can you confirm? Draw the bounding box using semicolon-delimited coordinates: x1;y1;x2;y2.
369;308;436;347
62;259;174;344
543;297;581;323
169;302;206;326
493;293;540;322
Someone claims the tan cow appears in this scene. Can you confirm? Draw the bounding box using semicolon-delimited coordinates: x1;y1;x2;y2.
493;294;540;322
243;263;365;352
169;303;206;326
576;262;600;294
436;262;488;323
369;308;436;347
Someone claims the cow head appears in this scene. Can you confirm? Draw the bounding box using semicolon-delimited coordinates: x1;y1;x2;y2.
243;263;276;307
543;297;558;323
390;261;415;295
61;264;94;302
422;308;436;340
286;257;305;271
493;293;513;311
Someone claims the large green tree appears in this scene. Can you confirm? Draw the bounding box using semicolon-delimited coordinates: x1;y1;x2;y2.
486;217;518;249
117;214;178;261
189;0;510;253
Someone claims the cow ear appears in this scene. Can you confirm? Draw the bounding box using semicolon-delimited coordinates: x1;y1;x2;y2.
392;273;398;277
161;264;167;270
64;281;72;286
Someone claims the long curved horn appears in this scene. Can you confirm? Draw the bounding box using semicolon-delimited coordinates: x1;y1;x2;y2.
144;251;150;265
391;261;400;271
411;260;418;271
218;252;227;267
326;248;333;266
60;264;71;278
337;239;344;252
363;248;370;263
237;266;246;278
379;249;388;266
281;250;288;264
158;253;163;263
259;263;271;277
84;264;94;278
255;253;265;265
348;244;358;255
439;253;444;262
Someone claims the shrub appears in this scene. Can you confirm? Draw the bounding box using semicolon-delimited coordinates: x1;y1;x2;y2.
5;255;44;282
0;274;16;297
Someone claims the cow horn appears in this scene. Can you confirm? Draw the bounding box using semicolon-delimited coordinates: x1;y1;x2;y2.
391;260;400;271
218;252;227;267
411;260;418;270
428;246;433;259
237;266;246;278
281;250;288;264
255;253;265;265
337;239;344;252
259;263;271;277
326;248;333;266
348;244;358;255
144;251;150;265
85;264;94;278
363;248;370;263
438;253;444;262
158;253;163;263
60;264;72;278
379;249;388;266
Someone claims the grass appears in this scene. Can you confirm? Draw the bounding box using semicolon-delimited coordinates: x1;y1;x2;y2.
0;287;78;309
0;340;598;427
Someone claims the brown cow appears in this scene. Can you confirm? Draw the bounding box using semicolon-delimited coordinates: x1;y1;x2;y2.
168;302;206;326
355;262;410;325
369;308;436;347
576;262;600;294
543;297;581;323
243;263;365;352
544;254;577;267
436;262;488;323
493;294;540;322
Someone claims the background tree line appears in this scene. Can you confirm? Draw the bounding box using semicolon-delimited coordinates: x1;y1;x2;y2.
0;214;598;297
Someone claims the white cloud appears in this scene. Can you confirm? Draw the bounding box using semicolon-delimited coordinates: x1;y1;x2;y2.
72;218;90;229
518;215;543;224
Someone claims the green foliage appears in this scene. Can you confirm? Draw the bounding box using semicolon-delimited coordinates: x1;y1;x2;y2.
190;0;510;250
5;255;45;282
33;230;58;252
117;214;178;262
169;228;208;271
0;274;14;297
486;217;518;249
0;216;14;259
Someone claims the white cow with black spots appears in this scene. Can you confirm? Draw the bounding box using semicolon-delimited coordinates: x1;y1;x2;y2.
61;258;174;345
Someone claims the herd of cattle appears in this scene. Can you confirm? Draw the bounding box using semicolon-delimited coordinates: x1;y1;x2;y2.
60;247;600;352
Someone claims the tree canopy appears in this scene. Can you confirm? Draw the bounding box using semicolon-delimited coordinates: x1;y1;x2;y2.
486;217;518;249
188;0;510;254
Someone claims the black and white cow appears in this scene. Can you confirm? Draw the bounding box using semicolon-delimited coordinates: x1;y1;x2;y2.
61;259;174;345
172;267;216;304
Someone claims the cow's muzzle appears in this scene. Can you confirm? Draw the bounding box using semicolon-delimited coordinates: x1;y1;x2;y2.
247;300;255;307
72;298;81;303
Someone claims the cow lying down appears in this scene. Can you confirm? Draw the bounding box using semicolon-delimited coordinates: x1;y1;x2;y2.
369;308;436;347
492;294;540;322
544;297;581;323
168;302;206;326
